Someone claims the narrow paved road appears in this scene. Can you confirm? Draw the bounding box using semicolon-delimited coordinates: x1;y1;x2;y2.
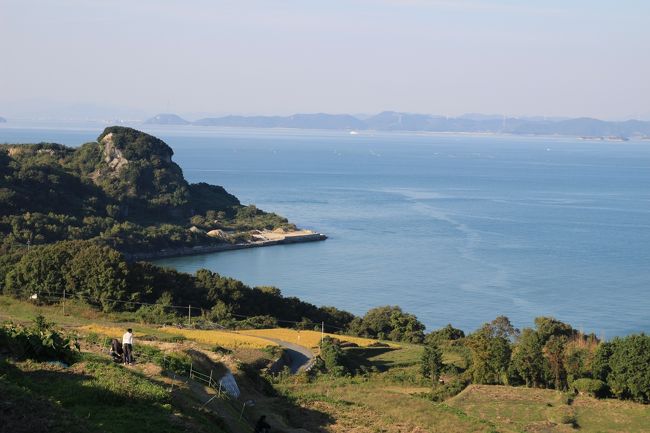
241;335;315;373
269;339;314;373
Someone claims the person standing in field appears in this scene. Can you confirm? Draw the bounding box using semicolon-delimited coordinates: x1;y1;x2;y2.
122;328;134;365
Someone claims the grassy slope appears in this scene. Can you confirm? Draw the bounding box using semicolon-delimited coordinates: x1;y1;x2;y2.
0;354;227;433
449;384;650;433
1;297;649;433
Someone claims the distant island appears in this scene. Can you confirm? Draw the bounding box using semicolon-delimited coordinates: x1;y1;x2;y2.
0;126;325;259
144;111;650;139
0;116;6;123
143;113;190;125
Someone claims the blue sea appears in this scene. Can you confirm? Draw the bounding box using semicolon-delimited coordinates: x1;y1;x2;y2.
2;122;649;337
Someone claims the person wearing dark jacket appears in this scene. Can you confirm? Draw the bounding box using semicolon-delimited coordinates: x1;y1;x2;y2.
254;415;271;433
109;338;123;363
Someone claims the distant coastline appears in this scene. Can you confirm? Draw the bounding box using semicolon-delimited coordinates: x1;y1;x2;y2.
3;118;650;144
140;111;650;140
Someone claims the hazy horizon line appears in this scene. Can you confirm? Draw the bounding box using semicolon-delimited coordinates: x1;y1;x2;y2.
3;110;650;124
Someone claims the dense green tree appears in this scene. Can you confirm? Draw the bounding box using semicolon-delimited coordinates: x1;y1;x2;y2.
64;243;129;311
425;324;465;345
319;336;348;376
592;341;614;382
511;328;547;387
563;336;599;384
4;243;72;298
544;335;568;390
207;300;234;323
605;334;650;402
421;340;444;387
348;306;425;343
534;316;574;343
465;323;511;384
487;315;520;341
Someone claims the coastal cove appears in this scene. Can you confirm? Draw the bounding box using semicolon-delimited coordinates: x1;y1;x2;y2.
2;123;650;337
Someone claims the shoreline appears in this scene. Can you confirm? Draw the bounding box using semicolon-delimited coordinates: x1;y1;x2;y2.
125;231;327;261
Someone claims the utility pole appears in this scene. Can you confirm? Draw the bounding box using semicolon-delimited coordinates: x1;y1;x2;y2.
62;289;66;316
188;305;191;326
320;321;325;350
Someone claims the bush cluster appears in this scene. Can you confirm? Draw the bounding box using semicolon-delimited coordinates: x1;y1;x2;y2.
0;315;79;364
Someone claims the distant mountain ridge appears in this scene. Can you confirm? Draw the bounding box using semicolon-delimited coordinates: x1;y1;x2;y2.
145;111;650;138
0;116;6;123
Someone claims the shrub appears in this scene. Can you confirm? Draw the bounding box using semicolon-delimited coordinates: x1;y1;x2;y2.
84;332;101;345
425;324;465;345
560;392;574;405
163;352;192;376
319;336;348;376
135;344;191;375
548;406;577;426
0;316;79;364
134;293;179;325
235;315;279;329
430;378;469;402
571;378;607;398
210;345;232;355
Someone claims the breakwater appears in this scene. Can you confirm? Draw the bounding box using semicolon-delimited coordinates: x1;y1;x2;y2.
126;232;327;261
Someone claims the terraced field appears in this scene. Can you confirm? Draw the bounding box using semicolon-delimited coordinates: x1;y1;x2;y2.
237;328;396;349
81;325;278;350
160;327;279;349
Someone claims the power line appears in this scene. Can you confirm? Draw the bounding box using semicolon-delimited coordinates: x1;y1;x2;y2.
32;291;349;333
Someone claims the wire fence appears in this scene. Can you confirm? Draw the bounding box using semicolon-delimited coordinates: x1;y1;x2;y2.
175;359;255;427
32;289;353;334
94;335;256;429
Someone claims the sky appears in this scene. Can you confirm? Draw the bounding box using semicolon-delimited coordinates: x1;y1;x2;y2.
1;0;649;120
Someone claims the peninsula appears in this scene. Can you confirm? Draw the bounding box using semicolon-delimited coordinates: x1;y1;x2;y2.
0;126;326;259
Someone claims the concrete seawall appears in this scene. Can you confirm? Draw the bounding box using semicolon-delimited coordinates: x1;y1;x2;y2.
125;232;327;261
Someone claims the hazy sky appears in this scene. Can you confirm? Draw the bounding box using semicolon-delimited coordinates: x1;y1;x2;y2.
1;0;649;120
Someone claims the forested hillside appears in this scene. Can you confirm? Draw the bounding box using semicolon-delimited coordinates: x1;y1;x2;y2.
0;126;293;253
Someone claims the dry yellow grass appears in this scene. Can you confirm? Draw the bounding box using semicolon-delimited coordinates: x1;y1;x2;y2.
237;328;398;349
80;324;391;350
160;327;278;349
80;324;141;339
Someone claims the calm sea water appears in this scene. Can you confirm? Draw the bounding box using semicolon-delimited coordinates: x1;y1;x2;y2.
2;122;649;336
